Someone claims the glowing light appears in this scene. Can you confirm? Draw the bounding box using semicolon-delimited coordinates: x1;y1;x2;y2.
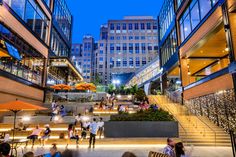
225;47;229;52
188;72;191;75
117;95;121;99
81;116;90;121
128;95;132;99
22;116;30;122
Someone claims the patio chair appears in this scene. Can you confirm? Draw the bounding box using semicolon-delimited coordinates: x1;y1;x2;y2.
148;151;170;157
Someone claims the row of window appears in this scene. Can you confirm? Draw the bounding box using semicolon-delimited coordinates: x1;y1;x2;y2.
50;27;70;57
109;57;151;68
4;0;49;43
53;0;72;41
160;28;178;66
179;0;219;42
109;36;158;41
159;0;175;40
109;43;158;53
110;22;157;31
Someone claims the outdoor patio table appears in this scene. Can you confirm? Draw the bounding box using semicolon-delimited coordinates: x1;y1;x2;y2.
7;139;29;157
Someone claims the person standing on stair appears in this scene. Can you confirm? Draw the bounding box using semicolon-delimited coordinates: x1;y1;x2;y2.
163;138;176;157
89;118;99;148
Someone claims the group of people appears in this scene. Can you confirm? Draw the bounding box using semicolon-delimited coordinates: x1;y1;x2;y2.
163;138;192;157
50;101;66;121
69;115;104;148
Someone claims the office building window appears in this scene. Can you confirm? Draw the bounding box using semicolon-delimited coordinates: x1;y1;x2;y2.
110;36;114;40
141;43;146;54
99;65;103;68
110;57;114;68
135;43;139;54
141;23;145;30
134;23;139;30
142;57;147;65
116;36;120;40
129;43;133;54
123;43;127;53
110;23;115;30
129;58;133;67
122;23;127;30
116;43;121;52
100;43;104;47
147;23;151;30
110;43;114;53
116;23;121;30
141;36;145;40
128;23;133;30
123;58;127;67
123;36;127;40
129;36;133;40
99;57;103;62
99;50;103;54
136;57;140;67
148;43;152;51
116;58;121;67
135;36;139;40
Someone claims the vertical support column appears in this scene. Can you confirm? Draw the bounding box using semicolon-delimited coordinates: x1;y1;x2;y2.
160;73;167;95
222;1;236;101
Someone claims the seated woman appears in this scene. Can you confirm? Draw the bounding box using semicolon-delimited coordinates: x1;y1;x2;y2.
41;124;51;146
67;124;79;148
60;105;67;117
27;125;42;147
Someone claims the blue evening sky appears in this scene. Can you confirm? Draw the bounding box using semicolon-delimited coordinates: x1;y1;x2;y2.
66;0;164;43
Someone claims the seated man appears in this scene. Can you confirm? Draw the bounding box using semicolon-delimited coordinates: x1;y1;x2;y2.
41;124;51;146
27;125;42;147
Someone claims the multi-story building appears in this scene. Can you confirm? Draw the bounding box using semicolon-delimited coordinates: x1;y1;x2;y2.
159;0;236;131
71;43;83;73
0;0;82;105
95;16;159;85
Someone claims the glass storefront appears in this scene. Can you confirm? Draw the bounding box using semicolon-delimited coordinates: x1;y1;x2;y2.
3;0;49;43
179;0;219;42
0;24;45;86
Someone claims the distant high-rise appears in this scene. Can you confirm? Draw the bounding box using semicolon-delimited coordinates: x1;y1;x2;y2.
95;16;159;85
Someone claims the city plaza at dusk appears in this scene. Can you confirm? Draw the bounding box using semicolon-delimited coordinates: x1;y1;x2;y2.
0;0;236;157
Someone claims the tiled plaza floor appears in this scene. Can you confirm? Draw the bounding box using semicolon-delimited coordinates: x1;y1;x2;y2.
19;145;233;157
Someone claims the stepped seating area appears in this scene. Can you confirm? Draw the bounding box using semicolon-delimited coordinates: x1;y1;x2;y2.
148;95;231;147
0;123;178;147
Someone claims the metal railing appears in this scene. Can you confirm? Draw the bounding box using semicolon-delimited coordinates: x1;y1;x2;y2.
165;90;217;146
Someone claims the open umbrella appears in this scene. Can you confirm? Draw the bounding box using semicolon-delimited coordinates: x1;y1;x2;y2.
0;99;47;155
50;84;72;90
75;82;96;91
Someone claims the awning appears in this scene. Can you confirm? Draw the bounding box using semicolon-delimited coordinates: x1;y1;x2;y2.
49;56;83;81
0;40;22;60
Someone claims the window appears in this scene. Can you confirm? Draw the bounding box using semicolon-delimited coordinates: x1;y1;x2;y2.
116;43;121;52
129;43;133;54
99;57;103;62
110;57;114;68
147;23;151;30
129;36;133;40
116;36;120;40
116;23;121;30
4;0;49;43
99;50;103;54
123;58;127;67
135;36;139;40
136;57;140;67
179;0;219;42
141;36;145;40
134;23;139;30
123;36;127;40
123;43;127;52
142;57;147;65
122;23;126;30
110;43;114;53
135;43;139;54
141;23;145;30
128;23;133;30
129;58;133;67
116;58;121;67
148;43;152;51
110;36;114;40
110;23;115;30
141;43;146;54
100;43;104;47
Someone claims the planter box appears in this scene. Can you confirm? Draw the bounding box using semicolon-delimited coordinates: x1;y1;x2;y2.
104;121;178;138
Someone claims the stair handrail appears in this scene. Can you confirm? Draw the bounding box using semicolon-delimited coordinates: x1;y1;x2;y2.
150;96;188;145
164;90;217;146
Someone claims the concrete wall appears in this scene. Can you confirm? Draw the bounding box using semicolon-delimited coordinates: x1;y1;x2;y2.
104;121;179;138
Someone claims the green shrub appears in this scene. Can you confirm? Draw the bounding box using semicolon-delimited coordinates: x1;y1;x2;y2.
110;109;174;121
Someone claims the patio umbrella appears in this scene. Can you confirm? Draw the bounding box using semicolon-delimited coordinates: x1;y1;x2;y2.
0;99;47;155
75;82;96;91
50;84;72;90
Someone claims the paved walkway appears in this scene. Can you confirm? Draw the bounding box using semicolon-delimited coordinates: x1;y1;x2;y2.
19;145;233;157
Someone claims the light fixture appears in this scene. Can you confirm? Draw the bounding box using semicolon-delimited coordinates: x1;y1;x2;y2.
22;116;30;122
225;47;229;52
188;71;191;75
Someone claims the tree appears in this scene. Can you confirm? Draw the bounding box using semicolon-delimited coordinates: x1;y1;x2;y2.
108;84;115;94
130;84;138;95
92;73;102;85
134;88;147;102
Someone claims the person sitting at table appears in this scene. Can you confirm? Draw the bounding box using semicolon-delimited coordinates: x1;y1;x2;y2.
60;105;66;117
27;125;42;147
41;124;51;146
0;142;10;157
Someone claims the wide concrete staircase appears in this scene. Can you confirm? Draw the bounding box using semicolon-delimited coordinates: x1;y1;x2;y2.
148;95;231;147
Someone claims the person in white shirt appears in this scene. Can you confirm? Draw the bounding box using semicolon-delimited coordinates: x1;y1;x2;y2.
27;125;42;147
74;113;81;126
97;117;104;139
83;121;91;130
89;118;98;148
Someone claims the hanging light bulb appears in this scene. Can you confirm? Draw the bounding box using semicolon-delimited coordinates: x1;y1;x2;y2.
225;47;229;52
